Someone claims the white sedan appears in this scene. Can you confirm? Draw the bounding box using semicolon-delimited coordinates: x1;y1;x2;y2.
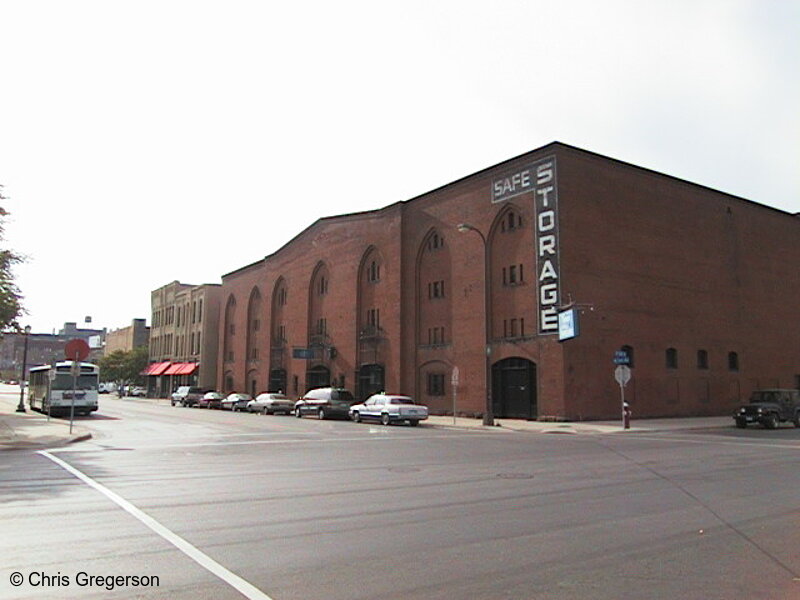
349;394;428;426
247;392;295;415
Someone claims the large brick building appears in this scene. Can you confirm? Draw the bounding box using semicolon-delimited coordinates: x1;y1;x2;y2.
146;281;222;395
105;318;149;354
218;142;800;420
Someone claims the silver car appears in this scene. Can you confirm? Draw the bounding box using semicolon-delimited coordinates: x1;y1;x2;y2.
349;394;428;426
221;393;252;412
247;392;294;415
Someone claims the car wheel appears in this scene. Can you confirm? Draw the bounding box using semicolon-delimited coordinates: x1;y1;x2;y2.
381;413;390;426
735;418;747;429
793;412;800;428
408;419;419;426
295;407;302;418
763;413;779;429
318;407;326;420
352;411;361;423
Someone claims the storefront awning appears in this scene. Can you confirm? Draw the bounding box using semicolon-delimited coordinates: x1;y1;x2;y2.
163;363;182;376
163;362;198;376
141;361;172;376
177;363;198;375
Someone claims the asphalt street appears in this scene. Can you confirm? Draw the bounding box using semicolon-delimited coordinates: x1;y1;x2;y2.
3;395;800;600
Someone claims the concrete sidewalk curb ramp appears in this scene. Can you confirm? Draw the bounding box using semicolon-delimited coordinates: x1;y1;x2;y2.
423;415;733;435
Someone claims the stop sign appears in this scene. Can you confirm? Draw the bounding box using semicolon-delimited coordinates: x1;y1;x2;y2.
65;338;90;361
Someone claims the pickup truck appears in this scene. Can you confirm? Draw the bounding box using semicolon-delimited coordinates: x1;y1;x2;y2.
734;389;800;429
171;386;205;407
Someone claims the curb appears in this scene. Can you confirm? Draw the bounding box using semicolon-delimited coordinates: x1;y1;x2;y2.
0;432;92;451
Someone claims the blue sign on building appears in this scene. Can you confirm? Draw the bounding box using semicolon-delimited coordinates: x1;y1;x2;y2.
613;350;630;365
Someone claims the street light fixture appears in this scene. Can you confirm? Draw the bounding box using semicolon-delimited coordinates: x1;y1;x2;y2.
456;223;494;426
16;325;31;413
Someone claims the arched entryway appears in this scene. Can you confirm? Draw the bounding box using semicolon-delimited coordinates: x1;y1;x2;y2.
269;369;287;394
357;364;385;400
492;357;537;419
306;365;331;391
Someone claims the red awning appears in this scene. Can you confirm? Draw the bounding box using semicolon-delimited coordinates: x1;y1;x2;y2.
163;363;183;376
177;363;198;375
162;362;198;376
142;361;172;376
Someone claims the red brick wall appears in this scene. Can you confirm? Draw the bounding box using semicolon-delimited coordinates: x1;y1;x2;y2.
558;146;800;418
217;143;800;419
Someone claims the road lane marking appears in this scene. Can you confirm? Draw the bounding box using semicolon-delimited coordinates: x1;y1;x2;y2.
37;450;274;600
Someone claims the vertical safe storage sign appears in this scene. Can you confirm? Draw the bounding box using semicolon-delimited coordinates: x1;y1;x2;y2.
492;156;560;334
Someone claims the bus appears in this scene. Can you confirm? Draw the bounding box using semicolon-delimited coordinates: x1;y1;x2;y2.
28;361;100;416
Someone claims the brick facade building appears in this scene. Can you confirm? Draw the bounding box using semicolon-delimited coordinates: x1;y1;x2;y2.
218;142;800;420
147;281;222;395
105;318;150;354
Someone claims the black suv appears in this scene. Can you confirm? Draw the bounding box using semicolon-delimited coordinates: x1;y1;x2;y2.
294;387;356;419
734;389;800;429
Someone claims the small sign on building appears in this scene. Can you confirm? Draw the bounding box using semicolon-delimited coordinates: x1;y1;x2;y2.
557;308;580;341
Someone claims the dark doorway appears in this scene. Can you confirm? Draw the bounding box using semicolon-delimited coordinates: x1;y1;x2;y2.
492;357;537;419
269;369;287;394
358;364;385;400
306;365;331;391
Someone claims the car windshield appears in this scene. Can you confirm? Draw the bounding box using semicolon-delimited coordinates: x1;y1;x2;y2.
53;374;99;391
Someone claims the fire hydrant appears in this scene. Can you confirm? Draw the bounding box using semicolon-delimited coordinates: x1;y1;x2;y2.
623;401;632;429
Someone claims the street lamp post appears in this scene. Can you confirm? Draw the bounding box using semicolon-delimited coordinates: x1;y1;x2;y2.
456;223;494;426
16;325;31;413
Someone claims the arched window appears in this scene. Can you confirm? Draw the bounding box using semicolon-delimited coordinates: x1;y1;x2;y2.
666;348;678;370
728;351;739;372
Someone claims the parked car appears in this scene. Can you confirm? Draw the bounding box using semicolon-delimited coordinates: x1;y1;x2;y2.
221;393;253;411
294;387;356;419
198;391;225;409
247;392;294;415
129;386;147;397
350;393;428;426
171;386;205;407
734;389;800;429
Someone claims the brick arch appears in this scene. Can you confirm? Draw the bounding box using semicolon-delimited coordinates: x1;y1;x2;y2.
417;359;453;414
223;294;237;368
246;286;263;366
307;261;331;372
415;227;453;349
487;201;534;341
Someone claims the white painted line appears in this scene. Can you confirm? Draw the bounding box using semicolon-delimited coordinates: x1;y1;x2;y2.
37;450;274;600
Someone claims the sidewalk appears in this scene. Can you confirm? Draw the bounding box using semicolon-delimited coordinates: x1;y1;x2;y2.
425;414;734;434
0;387;92;450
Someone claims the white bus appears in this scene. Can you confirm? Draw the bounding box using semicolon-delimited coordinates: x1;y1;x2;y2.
28;361;100;416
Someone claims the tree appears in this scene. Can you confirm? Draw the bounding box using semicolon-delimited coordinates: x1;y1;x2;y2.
99;346;149;385
0;185;24;331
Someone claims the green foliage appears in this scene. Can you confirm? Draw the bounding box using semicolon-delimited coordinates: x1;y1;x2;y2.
99;346;149;384
0;188;25;331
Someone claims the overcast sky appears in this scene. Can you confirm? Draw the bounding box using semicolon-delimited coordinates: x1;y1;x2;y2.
1;0;797;335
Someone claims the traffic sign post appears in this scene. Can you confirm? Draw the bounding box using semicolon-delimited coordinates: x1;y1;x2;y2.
65;339;90;434
451;367;460;425
614;365;632;430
